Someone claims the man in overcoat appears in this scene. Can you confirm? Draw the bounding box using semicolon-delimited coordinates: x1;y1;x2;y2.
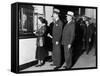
62;11;75;69
84;20;95;54
52;9;63;70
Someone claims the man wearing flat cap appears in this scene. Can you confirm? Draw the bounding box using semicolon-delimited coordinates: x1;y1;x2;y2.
52;8;63;70
62;11;75;69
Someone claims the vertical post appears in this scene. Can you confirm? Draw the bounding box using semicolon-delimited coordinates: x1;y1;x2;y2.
21;8;23;30
43;6;46;19
79;8;81;16
33;7;34;32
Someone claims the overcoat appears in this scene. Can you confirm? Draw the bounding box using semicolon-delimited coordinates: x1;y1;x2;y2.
52;19;63;67
62;21;75;68
62;21;75;45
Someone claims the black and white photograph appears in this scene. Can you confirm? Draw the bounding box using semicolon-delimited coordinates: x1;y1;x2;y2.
11;2;97;73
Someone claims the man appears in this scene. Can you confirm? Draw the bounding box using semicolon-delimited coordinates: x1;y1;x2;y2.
52;9;63;70
81;15;87;50
62;11;75;69
85;20;95;54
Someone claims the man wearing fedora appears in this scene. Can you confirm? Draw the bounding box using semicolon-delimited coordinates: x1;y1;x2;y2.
52;9;63;70
62;11;75;69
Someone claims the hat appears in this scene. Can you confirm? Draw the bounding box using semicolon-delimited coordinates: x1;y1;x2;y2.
82;15;91;21
66;11;74;17
53;9;60;14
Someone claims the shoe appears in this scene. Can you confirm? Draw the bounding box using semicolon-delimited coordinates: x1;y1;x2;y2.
54;66;61;70
35;64;41;67
48;59;53;62
86;51;89;55
63;66;71;70
39;62;45;66
50;64;55;66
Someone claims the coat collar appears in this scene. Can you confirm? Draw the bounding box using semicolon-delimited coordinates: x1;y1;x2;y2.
67;20;74;25
64;20;74;29
54;19;60;23
54;19;61;26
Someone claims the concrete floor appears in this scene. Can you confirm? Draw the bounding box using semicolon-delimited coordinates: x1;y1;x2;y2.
21;48;96;72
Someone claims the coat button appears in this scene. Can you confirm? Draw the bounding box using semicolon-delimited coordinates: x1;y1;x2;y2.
56;24;58;26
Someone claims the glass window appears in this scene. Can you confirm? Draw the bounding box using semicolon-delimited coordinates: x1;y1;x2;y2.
19;5;45;38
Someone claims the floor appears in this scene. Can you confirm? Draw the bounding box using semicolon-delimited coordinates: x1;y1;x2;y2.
21;48;96;72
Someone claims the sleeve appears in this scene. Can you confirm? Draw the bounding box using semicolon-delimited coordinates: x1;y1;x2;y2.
48;23;52;36
69;24;75;44
57;21;63;42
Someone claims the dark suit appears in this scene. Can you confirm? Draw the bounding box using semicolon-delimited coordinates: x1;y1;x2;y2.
85;23;95;54
52;19;63;67
62;21;75;68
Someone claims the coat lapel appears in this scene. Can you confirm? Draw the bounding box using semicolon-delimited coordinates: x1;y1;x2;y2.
65;21;73;29
55;19;60;26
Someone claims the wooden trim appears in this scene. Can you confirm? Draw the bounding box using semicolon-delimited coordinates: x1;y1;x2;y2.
11;3;19;73
19;60;38;71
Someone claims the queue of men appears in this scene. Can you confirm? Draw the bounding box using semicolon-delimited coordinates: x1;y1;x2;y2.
47;8;96;70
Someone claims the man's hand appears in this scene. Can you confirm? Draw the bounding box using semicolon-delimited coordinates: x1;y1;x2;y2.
56;41;59;45
68;44;71;49
89;38;91;42
47;34;53;38
33;31;36;34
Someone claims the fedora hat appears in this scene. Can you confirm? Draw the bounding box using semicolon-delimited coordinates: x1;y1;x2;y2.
66;11;74;17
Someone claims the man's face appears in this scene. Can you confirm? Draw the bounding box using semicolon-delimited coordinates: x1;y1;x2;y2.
53;13;58;20
82;16;86;21
85;21;89;26
66;15;72;22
